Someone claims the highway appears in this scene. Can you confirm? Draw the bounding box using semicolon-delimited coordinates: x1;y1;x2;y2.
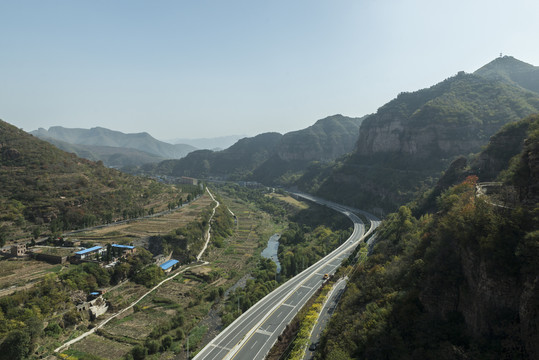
194;193;380;360
303;277;347;360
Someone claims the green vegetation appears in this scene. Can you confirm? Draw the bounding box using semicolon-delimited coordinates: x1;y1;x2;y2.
299;69;539;214
146;115;363;187
221;258;278;327
0;248;163;358
214;184;352;329
149;192;233;263
286;283;331;360
151;132;283;179
317;115;539;359
0;119;184;243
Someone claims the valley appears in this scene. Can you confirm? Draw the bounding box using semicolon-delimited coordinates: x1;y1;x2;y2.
0;55;538;360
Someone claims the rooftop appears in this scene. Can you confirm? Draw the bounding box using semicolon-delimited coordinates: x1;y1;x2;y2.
75;245;103;255
112;244;135;249
160;259;179;271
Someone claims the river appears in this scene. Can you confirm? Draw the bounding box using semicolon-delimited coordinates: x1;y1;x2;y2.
261;233;281;273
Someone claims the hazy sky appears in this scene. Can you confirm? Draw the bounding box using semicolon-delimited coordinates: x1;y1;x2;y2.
1;1;539;140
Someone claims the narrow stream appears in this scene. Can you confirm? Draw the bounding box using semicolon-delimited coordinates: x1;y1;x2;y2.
261;233;281;273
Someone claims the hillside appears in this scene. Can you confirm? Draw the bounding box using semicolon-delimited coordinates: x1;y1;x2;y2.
150;114;364;183
0;119;177;243
152;132;283;179
301;60;539;213
39;137;165;168
319;114;539;359
252;115;365;185
31;126;196;160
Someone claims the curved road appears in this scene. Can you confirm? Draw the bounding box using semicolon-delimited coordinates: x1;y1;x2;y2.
194;193;380;360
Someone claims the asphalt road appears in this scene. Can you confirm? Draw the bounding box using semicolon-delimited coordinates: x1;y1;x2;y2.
194;193;379;360
303;277;348;360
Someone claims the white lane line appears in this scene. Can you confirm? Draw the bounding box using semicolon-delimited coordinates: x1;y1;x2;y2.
250;340;258;350
256;329;272;336
211;344;232;351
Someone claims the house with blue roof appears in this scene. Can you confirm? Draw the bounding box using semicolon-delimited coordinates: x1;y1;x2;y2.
74;245;104;260
111;244;136;257
159;259;179;273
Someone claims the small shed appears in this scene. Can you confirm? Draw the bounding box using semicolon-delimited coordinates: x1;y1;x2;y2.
159;259;179;273
111;244;136;256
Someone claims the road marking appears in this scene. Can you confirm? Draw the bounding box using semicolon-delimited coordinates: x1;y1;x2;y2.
211;344;232;351
300;285;312;290
250;340;258;350
256;329;272;336
281;303;295;308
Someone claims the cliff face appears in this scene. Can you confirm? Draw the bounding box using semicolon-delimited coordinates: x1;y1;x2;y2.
356;73;539;160
309;69;539;213
419;235;538;358
276;114;363;162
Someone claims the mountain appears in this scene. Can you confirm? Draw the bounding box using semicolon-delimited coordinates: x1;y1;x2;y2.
318;114;539;359
475;55;539;94
166;134;245;150
38;137;165;168
31;126;196;160
300;60;539;213
252;114;365;185
150;114;364;184
152;132;283;179
0;119;173;243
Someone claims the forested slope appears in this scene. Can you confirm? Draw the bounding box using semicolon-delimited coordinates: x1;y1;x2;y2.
0;119;176;243
318;115;539;359
299;58;539;213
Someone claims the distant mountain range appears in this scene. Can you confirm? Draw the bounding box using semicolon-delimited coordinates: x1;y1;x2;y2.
38;137;166;167
31;126;197;167
165;135;246;150
0;120;174;242
27;56;539;215
147;114;365;183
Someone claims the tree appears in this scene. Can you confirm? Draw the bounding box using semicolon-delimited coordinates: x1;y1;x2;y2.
131;345;147;360
0;330;32;360
145;339;159;354
162;335;173;350
0;225;9;247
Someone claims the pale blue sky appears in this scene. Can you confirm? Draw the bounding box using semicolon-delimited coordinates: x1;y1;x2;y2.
1;0;539;140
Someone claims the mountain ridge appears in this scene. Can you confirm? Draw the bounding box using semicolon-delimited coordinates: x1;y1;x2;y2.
299;57;539;213
31;126;196;160
148;114;364;183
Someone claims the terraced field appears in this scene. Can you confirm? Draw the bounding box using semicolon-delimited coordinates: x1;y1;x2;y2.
67;189;287;360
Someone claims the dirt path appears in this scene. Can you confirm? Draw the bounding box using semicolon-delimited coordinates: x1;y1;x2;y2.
54;261;209;354
196;188;219;261
55;189;221;354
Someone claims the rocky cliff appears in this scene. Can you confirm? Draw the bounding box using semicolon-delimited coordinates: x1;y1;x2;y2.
276;114;364;162
356;72;539;160
307;61;539;213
